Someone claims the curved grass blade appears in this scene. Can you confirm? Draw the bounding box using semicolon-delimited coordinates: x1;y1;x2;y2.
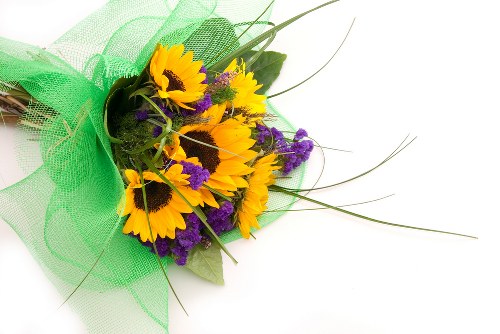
270;185;477;239
104;106;124;144
152;136;167;163
280;131;352;152
264;193;395;213
206;0;275;67
58;208;124;309
171;129;245;160
313;144;351;152
139;94;171;123
140;155;238;265
209;0;340;72
137;166;189;316
282;135;416;192
245;29;277;68
267;18;355;99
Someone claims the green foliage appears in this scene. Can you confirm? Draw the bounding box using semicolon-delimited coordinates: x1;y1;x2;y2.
242;50;286;94
211;86;237;104
185;243;224;285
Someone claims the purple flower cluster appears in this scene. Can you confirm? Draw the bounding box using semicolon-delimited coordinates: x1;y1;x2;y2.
206;201;234;235
135;110;149;121
140;214;203;266
136;201;235;265
170;215;203;265
255;123;285;146
181;93;212;117
255;125;314;175
183;201;234;237
195;93;212;113
207;71;237;95
214;71;236;86
280;139;314;175
294;128;308;141
153;99;174;119
153;126;163;138
179;161;210;190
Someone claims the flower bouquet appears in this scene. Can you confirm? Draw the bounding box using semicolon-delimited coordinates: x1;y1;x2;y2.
0;0;476;333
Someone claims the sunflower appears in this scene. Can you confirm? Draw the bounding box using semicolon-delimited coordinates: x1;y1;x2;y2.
149;44;207;109
237;153;280;239
121;165;201;242
167;103;258;197
222;59;266;125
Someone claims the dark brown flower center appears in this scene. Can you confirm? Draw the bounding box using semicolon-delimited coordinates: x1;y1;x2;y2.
133;181;172;212
179;131;220;173
163;70;185;91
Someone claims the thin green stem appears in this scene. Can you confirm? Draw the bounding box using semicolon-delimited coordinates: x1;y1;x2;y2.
171;129;244;159
139;94;171;123
209;0;340;71
152;136;167;163
245;29;277;68
264;193;395;213
282;135;416;192
103;107;124;144
137;165;189;316
267;18;355;99
58;208;124;309
206;0;275;66
269;185;477;239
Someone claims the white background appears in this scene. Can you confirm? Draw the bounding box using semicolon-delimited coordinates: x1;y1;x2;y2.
1;0;499;333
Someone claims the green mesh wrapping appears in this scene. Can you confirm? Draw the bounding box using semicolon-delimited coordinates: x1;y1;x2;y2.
0;0;305;332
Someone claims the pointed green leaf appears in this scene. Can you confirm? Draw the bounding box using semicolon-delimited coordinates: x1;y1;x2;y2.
185;244;224;285
242;50;287;94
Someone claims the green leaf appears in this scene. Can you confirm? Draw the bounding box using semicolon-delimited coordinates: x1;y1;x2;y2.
241;50;287;94
185;244;224;285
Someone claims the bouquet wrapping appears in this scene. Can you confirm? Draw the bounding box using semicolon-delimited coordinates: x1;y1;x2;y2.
0;0;478;333
0;0;311;332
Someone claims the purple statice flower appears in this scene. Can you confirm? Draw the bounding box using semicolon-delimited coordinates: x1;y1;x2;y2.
179;161;210;190
255;124;269;145
206;201;234;236
136;235;171;258
208;71;237;92
171;214;203;265
181;93;212;117
195;93;212;113
135;110;149;121
214;71;232;86
151;98;174;119
280;138;314;175
200;65;208;84
294;128;308;141
255;124;286;147
139;214;203;265
271;128;286;146
152;126;163;138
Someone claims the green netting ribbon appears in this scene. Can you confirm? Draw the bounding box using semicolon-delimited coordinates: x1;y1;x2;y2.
0;0;306;332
